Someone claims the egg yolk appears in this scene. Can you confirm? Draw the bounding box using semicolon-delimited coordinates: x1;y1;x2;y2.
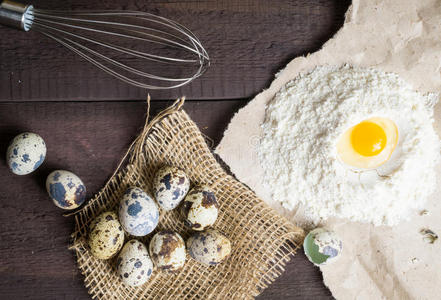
350;121;387;157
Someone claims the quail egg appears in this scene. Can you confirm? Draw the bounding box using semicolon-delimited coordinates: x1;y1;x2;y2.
117;239;154;287
181;185;219;231
119;187;159;236
153;166;190;211
46;170;86;210
6;132;46;175
88;211;125;260
149;231;186;272
187;229;231;266
303;228;343;266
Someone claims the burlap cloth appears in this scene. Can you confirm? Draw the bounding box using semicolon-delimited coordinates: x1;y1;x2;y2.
69;98;304;299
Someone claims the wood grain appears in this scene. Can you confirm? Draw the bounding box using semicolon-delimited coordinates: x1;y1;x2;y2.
0;0;350;298
0;101;332;299
0;0;349;101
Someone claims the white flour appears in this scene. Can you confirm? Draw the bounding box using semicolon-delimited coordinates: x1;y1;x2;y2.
258;65;440;226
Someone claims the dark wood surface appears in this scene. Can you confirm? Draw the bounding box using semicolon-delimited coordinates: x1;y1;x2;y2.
0;0;349;102
0;0;350;299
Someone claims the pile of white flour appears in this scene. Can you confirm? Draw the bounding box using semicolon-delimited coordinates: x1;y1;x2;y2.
258;65;440;226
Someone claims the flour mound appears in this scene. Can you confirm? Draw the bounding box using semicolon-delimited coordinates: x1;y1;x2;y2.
258;65;440;226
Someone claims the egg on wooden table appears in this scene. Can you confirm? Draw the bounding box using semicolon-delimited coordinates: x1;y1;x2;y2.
187;229;231;266
46;170;86;210
181;185;219;231
119;187;159;236
303;228;342;266
153;166;190;211
149;231;186;272
88;211;125;260
6;132;46;175
337;117;398;169
117;239;153;287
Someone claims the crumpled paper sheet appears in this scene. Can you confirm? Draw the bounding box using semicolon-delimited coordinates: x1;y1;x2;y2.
215;0;441;299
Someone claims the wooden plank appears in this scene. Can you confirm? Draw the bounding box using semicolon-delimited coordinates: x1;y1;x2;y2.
0;100;332;299
0;0;350;101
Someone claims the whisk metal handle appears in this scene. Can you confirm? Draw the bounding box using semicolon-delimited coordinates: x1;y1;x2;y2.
0;0;33;31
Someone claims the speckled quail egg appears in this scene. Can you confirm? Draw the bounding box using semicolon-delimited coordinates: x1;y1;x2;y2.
88;211;125;260
6;132;46;175
153;166;190;211
46;170;86;210
187;229;231;266
117;239;153;287
303;228;343;266
181;185;219;231
119;187;159;236
149;231;186;272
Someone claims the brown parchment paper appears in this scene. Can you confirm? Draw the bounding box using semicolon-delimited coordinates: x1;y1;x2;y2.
215;0;441;299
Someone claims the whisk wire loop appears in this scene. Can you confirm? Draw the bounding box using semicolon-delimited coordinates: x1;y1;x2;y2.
0;1;210;90
33;20;200;65
33;12;207;58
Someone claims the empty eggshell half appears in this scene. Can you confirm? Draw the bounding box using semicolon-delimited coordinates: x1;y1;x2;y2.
303;228;342;266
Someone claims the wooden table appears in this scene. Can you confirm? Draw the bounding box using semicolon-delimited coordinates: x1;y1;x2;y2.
0;1;350;298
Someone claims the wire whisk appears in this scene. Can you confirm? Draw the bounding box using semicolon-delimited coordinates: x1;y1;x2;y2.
0;0;210;89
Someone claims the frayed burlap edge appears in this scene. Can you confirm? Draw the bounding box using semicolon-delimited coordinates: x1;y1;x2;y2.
69;97;305;300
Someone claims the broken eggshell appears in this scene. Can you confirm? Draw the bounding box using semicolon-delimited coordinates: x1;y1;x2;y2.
303;228;342;266
420;228;438;244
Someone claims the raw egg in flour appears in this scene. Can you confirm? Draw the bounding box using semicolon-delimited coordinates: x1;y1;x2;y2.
336;117;398;169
